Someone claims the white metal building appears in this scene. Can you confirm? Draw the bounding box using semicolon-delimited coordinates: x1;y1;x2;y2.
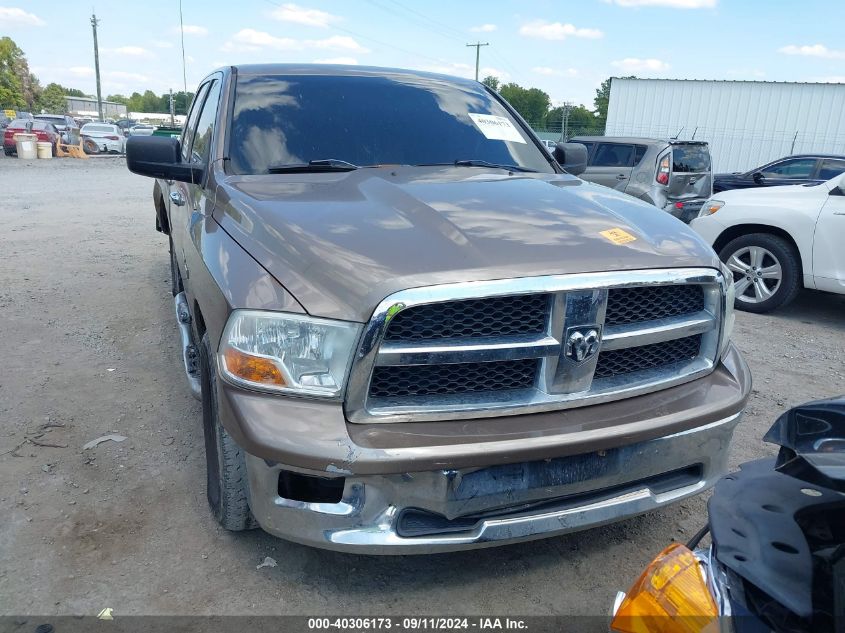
605;78;845;172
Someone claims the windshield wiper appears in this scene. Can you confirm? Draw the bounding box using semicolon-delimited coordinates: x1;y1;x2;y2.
267;158;359;173
417;159;538;173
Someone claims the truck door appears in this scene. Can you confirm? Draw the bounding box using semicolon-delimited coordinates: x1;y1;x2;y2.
589;143;634;191
812;185;845;294
169;81;211;293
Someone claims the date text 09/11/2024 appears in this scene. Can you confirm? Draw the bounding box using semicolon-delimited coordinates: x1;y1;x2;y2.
307;618;529;630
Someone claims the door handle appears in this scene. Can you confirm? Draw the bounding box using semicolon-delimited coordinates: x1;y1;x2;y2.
169;191;186;206
616;174;628;180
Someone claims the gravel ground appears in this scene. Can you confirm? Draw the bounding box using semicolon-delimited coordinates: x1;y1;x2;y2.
1;154;843;619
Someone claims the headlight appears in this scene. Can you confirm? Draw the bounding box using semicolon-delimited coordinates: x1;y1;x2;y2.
610;544;719;633
699;199;725;218
719;262;735;359
218;310;362;398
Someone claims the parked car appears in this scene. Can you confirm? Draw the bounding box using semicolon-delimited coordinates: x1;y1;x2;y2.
34;114;80;145
3;119;59;156
713;154;845;193
80;122;125;153
128;123;156;136
540;139;557;153
114;119;138;137
0;114;10;130
125;64;748;553
571;136;712;222
691;171;845;312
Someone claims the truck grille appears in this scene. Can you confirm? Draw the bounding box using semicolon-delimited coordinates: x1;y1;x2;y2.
383;294;548;341
346;269;724;423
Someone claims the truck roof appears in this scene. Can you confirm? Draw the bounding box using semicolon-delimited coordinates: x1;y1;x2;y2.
219;63;481;87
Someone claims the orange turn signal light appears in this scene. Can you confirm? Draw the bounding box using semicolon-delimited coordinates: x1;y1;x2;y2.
611;543;718;633
223;347;286;386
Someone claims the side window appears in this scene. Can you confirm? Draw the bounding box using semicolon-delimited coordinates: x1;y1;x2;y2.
181;82;210;162
592;143;634;168
633;145;647;165
760;158;816;178
190;80;221;165
818;159;845;180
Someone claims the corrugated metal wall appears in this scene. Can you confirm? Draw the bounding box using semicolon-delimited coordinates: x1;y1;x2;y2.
605;78;845;173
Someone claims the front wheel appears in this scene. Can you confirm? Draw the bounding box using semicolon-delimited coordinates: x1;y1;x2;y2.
198;332;257;531
719;233;801;313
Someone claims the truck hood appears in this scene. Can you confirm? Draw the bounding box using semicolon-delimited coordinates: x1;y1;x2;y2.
214;167;720;322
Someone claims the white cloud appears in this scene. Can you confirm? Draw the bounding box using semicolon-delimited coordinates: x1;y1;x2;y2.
173;24;208;36
533;66;579;77
153;40;174;48
270;3;340;28
779;44;845;59
0;6;45;26
313;57;359;65
69;66;95;78
470;24;497;32
519;20;603;40
603;0;716;7
309;35;367;52
111;46;154;58
612;57;670;72
107;70;150;83
221;29;368;53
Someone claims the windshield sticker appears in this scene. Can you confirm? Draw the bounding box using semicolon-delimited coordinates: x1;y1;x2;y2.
467;113;526;144
600;228;637;245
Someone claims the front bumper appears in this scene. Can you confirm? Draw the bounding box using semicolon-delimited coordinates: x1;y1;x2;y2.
246;410;742;553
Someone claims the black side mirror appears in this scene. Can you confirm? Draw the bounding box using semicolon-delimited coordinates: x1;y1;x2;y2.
553;142;588;176
752;171;764;183
126;136;201;183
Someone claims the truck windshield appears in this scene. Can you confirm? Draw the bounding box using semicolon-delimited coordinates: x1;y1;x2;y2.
229;73;555;175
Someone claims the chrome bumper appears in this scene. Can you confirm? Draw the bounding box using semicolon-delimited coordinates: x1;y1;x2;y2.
245;411;741;554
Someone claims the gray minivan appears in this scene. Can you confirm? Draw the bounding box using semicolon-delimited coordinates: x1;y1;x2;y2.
570;136;712;222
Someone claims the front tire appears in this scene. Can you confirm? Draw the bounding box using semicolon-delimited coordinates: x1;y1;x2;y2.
198;332;257;531
719;233;801;313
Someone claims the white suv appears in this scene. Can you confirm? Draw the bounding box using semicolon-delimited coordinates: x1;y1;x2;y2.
691;172;845;312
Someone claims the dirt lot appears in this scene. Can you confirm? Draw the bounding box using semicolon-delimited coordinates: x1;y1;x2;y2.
1;155;843;618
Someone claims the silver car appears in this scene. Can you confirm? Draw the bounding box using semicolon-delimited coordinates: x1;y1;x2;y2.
571;136;713;222
80;123;126;153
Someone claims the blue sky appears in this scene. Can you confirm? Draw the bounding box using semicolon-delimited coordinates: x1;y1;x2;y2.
2;0;843;107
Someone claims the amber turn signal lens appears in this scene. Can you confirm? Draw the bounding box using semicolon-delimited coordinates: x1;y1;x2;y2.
223;347;286;386
611;543;718;633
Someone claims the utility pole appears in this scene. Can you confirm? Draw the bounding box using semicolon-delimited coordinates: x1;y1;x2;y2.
179;0;188;95
561;101;573;141
91;13;103;122
466;41;489;81
169;89;175;127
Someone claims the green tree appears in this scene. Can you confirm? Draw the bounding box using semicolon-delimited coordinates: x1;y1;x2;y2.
481;75;499;91
65;87;87;98
0;37;27;108
594;76;635;123
35;82;67;113
548;104;600;136
141;89;160;112
107;94;130;105
127;91;144;112
498;83;551;126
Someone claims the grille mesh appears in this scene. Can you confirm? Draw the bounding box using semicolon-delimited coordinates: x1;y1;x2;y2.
383;294;548;341
606;285;704;326
594;335;702;379
369;359;538;398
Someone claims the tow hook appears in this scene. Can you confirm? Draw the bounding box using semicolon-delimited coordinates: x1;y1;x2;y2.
174;292;202;400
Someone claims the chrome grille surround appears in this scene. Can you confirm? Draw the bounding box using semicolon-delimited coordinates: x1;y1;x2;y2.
345;268;727;424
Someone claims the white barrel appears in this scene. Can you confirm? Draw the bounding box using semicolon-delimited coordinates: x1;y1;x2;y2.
37;142;52;159
14;133;38;159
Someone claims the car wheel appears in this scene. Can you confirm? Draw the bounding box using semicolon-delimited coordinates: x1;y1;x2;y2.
169;237;183;297
82;137;99;154
3;147;13;156
198;332;257;531
719;233;801;313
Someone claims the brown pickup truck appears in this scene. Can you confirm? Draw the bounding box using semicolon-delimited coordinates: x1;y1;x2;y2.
126;64;750;553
